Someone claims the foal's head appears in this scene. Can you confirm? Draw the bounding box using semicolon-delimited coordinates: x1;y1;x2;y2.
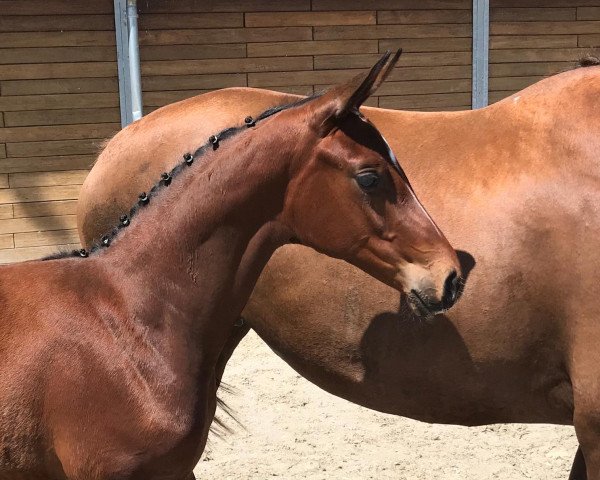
279;51;462;317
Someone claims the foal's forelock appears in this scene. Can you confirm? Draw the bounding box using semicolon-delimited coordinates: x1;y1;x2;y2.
341;112;406;181
366;122;403;180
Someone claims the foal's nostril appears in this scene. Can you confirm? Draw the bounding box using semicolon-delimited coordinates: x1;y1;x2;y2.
442;269;460;308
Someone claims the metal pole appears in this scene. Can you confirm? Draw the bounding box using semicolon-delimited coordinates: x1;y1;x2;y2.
127;0;143;122
472;0;489;109
114;0;131;127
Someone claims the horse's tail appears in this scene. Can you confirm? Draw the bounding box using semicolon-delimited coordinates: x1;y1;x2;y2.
210;382;242;438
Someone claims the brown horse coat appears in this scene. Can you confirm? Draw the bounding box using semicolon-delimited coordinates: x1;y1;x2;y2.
79;66;600;478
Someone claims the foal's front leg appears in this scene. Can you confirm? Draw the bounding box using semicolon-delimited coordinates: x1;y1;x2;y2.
215;319;250;387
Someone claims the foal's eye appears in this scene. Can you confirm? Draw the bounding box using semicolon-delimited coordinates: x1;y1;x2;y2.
356;171;380;191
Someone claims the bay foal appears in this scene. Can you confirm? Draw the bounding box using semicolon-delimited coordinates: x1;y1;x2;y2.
0;52;459;480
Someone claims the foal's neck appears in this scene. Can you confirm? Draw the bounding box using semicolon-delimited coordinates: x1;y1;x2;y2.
98;118;304;360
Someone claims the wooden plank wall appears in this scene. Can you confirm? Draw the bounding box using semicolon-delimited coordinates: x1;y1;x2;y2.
490;0;600;103
0;0;120;262
137;0;473;113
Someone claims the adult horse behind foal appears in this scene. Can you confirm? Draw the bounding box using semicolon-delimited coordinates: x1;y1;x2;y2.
0;52;461;480
78;62;600;479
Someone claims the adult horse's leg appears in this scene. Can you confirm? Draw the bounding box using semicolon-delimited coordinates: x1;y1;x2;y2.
569;446;587;480
215;320;250;387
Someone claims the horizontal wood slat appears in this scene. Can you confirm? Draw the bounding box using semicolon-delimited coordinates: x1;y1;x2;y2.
0;15;114;32
0;186;81;205
139;1;311;13
490;35;578;49
492;0;600;7
246;11;376;27
0;32;115;48
1;78;119;96
491;21;600;35
314;52;471;70
0;63;117;81
143;75;246;92
578;34;600;46
140;13;244;29
144;90;209;108
377;10;471;24
312;1;471;10
379;38;472;52
0;93;119;112
0;47;116;65
0;1;112;15
139;27;312;45
489;61;572;77
0;204;12;219
248;40;378;57
350;78;472;96
14;228;79;248
7;139;103;158
140;57;313;76
9;170;89;188
4;109;120;128
0;234;14;249
490;47;590;62
379;92;471;109
578;7;600;19
140;44;246;61
0;124;118;143
12;200;77;218
0;244;79;264
0;155;95;174
314;24;472;40
489;75;547;91
491;7;576;21
0;214;77;234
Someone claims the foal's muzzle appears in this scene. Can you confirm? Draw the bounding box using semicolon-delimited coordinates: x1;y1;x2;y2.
407;269;462;318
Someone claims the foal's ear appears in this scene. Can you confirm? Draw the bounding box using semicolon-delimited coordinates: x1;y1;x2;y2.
315;49;402;129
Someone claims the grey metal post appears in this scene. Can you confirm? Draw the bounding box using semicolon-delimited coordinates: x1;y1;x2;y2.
114;0;143;127
472;0;489;109
127;0;143;121
114;0;131;127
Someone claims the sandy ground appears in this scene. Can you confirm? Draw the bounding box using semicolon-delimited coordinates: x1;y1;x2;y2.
195;331;578;480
